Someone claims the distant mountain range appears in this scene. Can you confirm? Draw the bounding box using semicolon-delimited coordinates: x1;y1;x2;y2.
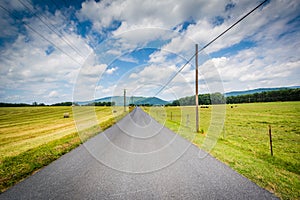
134;97;169;105
76;86;299;105
224;86;300;97
92;96;169;106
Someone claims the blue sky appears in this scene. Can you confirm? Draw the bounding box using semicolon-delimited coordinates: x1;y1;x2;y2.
0;0;299;103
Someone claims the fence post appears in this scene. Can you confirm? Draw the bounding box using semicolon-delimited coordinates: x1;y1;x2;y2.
269;125;273;156
186;114;190;127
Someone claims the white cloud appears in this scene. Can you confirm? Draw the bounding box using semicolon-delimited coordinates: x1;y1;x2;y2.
208;42;300;92
0;11;18;38
129;73;138;79
48;90;59;98
140;0;300;94
1;0;300;103
143;0;299;65
73;63;107;101
2;0;26;11
118;55;138;63
95;84;117;98
80;64;107;77
105;67;118;74
105;63;195;100
107;49;122;56
77;0;229;32
0;7;93;104
138;64;177;83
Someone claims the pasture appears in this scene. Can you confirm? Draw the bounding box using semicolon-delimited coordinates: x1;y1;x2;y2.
144;102;300;200
0;106;124;192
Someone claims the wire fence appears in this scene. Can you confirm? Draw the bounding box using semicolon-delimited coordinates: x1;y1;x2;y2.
145;102;299;158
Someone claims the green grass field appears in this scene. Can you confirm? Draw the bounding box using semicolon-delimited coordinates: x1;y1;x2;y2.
144;102;300;200
0;106;125;192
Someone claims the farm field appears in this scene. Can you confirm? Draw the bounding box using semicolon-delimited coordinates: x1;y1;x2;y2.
0;106;125;192
144;102;300;200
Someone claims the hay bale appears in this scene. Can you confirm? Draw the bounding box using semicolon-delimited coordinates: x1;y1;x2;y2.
63;113;70;118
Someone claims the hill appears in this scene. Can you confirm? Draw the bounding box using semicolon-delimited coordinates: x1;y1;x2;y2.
134;97;169;105
94;96;144;106
93;96;168;106
225;86;300;97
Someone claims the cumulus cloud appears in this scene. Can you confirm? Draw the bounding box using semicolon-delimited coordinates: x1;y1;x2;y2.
106;63;195;100
48;90;59;98
136;0;300;94
118;55;138;63
208;43;300;92
0;4;92;103
77;0;229;32
105;67;118;74
1;0;299;103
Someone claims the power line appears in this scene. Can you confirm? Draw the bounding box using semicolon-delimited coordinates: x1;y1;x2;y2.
0;4;83;66
199;0;268;53
154;0;269;97
18;0;86;59
154;54;195;96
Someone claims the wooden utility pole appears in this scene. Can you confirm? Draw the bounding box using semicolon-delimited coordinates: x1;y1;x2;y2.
195;44;199;133
124;89;126;112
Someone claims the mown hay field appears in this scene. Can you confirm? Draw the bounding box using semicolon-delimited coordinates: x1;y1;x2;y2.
0;106;124;192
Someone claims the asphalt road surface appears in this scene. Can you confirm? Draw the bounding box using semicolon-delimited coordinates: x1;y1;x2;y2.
1;107;278;199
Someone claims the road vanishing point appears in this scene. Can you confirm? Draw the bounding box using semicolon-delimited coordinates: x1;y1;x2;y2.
1;107;277;200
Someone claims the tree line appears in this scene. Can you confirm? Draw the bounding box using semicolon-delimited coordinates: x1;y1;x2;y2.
168;92;226;106
86;102;115;106
0;101;115;107
168;88;300;106
226;88;300;104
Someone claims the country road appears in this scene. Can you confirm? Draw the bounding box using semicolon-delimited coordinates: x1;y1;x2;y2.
0;107;277;199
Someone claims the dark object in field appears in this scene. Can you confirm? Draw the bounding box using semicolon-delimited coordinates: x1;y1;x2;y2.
200;106;209;108
63;113;70;118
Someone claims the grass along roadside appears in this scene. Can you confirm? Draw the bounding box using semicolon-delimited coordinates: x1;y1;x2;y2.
143;102;300;200
0;106;127;193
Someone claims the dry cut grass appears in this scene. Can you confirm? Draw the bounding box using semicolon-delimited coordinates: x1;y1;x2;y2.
0;106;126;192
